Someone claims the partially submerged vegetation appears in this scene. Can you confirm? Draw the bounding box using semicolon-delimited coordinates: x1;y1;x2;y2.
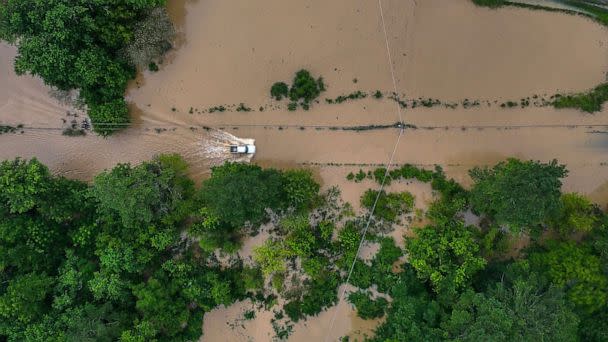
270;69;326;111
0;125;17;135
351;159;608;341
470;0;608;113
553;82;608;113
1;155;607;340
0;1;175;135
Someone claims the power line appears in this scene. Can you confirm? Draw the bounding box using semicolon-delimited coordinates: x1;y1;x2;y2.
324;129;403;342
323;1;411;340
379;0;404;126
6;122;608;132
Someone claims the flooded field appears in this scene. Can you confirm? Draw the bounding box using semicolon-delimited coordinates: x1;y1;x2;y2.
1;0;608;339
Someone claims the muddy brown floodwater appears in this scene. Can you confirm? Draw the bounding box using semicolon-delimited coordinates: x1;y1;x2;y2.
2;0;608;340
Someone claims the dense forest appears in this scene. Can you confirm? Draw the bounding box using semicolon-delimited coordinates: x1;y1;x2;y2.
0;0;175;135
0;155;606;341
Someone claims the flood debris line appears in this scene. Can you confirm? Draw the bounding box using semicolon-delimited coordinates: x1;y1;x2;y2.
172;89;608;116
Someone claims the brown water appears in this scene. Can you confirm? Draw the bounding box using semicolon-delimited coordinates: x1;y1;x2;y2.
2;0;608;339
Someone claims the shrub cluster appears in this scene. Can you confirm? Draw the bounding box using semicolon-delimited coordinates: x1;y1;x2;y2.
269;70;326;111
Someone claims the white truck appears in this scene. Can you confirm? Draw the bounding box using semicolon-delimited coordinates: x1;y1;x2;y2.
230;144;256;154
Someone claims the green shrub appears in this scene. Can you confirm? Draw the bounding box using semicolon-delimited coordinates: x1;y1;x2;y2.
373;167;390;185
354;169;366;183
287;102;298;111
346;172;355;181
88;99;130;136
271;82;289;100
289;70;325;104
348;291;388;319
553;83;608;113
361;190;415;222
148;62;159;72
472;0;506;8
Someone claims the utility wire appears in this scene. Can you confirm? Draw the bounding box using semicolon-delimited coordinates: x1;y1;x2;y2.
323;1;411;340
323;128;403;342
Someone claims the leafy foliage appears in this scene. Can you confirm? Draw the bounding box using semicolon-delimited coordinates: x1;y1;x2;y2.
270;82;289;100
553;83;608;113
0;156;255;341
200;163;286;228
361;190;414;222
406;220;487;298
0;0;173;134
552;193;599;236
123;7;174;68
469;158;567;232
529;241;608;313
348;291;388;319
270;70;325;110
472;0;506;7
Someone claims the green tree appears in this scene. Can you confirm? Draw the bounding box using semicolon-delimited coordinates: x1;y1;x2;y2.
283;169;320;210
200;163;286;227
348;291;388;319
529;241;608;313
270;82;289;100
288;69;325;104
406;220;486;297
469;159;567;232
0;0;172;134
91;154;193;229
0;273;54;328
552;193;598;236
0;158;51;214
361;190;414;222
132;278;190;338
444;277;579;342
253;239;292;276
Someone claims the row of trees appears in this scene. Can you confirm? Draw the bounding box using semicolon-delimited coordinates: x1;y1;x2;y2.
0;157;321;341
1;155;606;340
0;1;175;135
363;159;608;341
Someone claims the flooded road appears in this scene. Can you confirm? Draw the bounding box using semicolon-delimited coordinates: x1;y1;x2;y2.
1;0;608;339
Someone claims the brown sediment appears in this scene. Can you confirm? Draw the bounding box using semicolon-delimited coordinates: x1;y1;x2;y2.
2;0;608;339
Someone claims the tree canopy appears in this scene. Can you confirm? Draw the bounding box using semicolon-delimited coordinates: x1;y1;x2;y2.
469;159;567;232
0;0;174;135
0;156;258;341
1;157;607;341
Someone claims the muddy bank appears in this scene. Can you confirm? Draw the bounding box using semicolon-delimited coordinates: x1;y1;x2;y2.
200;289;380;342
